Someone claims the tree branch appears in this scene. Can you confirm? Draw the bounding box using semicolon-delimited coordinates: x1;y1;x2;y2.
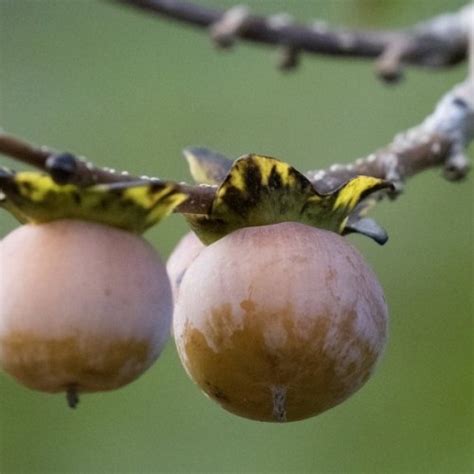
0;130;215;214
1;3;472;215
110;0;473;82
1;76;472;214
307;79;474;193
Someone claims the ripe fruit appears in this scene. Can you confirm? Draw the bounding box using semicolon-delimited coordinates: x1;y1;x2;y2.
167;231;204;302
0;219;172;406
174;222;388;422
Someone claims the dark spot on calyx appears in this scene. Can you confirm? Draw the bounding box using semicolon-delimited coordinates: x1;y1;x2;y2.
220;162;264;217
20;181;34;193
148;182;166;195
120;198;135;209
242;161;263;201
268;165;283;189
109;187;124;198
221;185;249;218
288;167;314;193
71;191;82;205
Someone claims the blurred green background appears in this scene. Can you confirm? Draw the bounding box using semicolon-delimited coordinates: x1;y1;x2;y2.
0;1;472;473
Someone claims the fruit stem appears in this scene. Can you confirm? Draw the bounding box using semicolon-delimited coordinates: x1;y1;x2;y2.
66;385;79;409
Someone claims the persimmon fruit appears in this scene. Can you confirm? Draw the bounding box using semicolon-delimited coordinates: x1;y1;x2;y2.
0;219;172;406
174;222;388;422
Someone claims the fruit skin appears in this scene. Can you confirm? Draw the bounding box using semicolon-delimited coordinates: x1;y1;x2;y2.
174;222;388;422
0;219;172;394
166;231;205;303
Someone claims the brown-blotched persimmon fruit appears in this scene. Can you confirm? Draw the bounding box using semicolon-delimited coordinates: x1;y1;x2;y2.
0;219;172;405
174;222;388;422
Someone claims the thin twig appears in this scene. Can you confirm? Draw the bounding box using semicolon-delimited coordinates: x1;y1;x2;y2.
110;0;473;82
0;132;52;168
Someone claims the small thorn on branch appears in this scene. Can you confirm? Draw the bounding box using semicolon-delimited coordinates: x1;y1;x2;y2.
443;152;470;181
210;5;250;49
277;45;300;71
375;39;411;83
267;13;301;71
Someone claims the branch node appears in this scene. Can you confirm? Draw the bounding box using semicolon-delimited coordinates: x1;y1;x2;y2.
277;45;300;71
210;5;250;49
443;151;470;181
115;1;471;79
420;79;474;182
383;154;404;197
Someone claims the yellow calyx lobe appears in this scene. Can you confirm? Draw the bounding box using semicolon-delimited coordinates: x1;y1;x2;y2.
185;153;392;244
0;169;187;233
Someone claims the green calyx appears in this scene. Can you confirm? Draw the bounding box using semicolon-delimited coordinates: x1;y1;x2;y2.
0;148;392;242
183;148;393;245
0;168;187;234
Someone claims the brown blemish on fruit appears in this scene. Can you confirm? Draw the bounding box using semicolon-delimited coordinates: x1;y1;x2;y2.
325;265;336;284
182;302;383;422
204;380;230;402
0;332;152;393
240;299;256;313
271;385;287;422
